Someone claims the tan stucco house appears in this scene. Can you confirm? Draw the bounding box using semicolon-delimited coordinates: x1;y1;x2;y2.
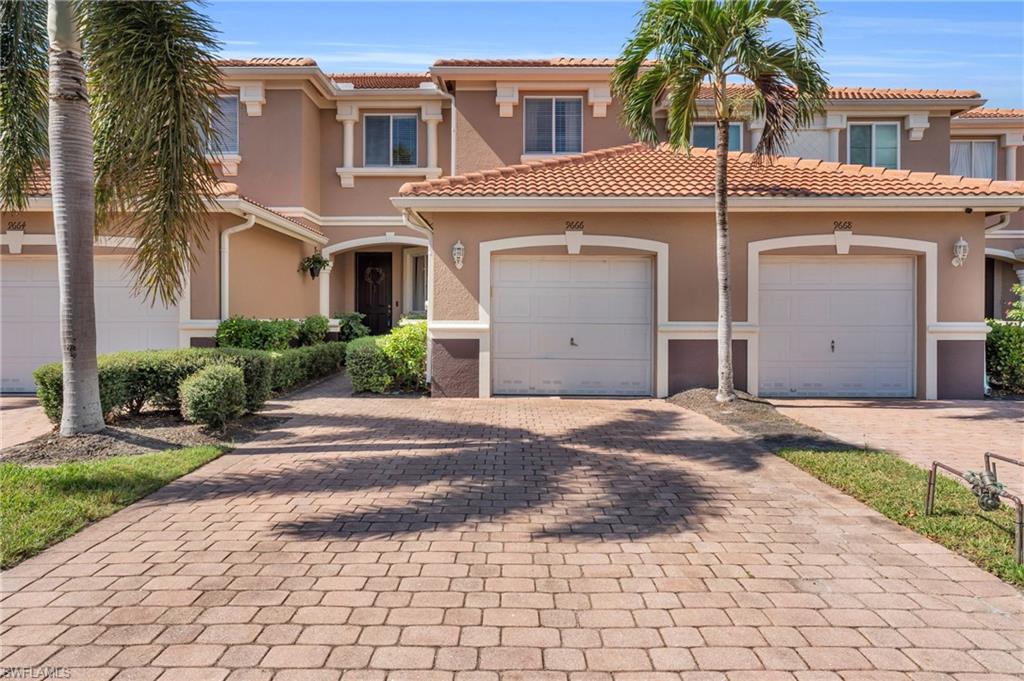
2;57;1023;400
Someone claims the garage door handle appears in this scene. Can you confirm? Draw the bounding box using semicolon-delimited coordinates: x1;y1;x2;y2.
831;340;835;353
570;337;578;347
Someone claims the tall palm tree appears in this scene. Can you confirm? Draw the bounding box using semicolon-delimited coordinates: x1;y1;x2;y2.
0;0;221;434
613;0;829;402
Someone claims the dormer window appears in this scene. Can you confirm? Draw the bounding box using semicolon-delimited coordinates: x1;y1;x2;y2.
365;114;418;167
524;97;582;154
208;94;239;155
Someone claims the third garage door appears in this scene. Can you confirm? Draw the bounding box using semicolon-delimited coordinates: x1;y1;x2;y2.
491;256;653;395
758;256;915;397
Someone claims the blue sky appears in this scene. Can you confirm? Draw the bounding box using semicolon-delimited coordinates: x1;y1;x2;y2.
206;0;1024;107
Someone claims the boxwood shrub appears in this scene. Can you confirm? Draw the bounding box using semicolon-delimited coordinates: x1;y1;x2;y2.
346;336;392;393
297;314;330;346
382;321;427;390
32;343;343;425
216;316;299;351
180;364;247;429
986;320;1024;393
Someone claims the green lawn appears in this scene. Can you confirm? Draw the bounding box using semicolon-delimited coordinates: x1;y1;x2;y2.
0;446;223;568
781;448;1024;587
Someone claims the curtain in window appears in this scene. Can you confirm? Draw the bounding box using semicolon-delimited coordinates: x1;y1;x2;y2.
848;125;873;165
365;116;390;166
524;99;553;153
971;141;996;179
950;142;972;176
692;125;715;149
555;98;582;153
392;116;417;166
874;124;898;169
209;96;239;154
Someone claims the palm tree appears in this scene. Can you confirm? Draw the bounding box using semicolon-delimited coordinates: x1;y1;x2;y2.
613;0;829;402
0;0;221;434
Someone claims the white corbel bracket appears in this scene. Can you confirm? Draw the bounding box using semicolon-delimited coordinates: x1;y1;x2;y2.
588;85;612;118
905;113;930;141
495;83;519;117
1002;132;1024;148
420;102;444;122
834;226;853;254
335;102;359;123
238;81;265;117
565;227;584;254
825;113;847;131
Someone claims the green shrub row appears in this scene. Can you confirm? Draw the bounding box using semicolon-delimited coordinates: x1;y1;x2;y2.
180;365;247;429
346;322;427;394
34;342;346;425
986;320;1024;393
215;314;335;351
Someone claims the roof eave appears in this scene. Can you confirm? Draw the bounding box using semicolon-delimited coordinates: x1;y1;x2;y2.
391;195;1024;213
210;197;328;245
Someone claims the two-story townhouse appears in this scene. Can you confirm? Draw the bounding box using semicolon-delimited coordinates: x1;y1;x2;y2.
3;56;1023;399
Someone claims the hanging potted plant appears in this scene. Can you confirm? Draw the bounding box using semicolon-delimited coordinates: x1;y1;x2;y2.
298;251;330;279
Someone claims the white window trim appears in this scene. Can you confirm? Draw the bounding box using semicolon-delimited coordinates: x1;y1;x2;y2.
363;113;419;168
847;121;901;169
691;121;744;152
522;96;584;156
206;94;241;175
403;246;429;315
951;139;999;179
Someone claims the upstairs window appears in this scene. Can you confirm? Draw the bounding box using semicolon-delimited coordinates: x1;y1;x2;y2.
365;114;418;167
950;140;997;179
524;97;582;154
208;95;239;155
848;122;899;169
691;122;743;152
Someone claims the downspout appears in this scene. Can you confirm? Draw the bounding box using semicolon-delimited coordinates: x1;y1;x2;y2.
220;213;256;319
985;212;1012;234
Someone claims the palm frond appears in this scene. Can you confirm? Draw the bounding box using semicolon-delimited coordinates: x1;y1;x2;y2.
81;0;221;306
0;0;48;209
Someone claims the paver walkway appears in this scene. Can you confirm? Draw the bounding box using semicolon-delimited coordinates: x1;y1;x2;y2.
773;399;1023;486
0;395;52;449
2;375;1022;680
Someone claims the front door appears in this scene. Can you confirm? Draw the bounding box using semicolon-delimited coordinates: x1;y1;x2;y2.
356;252;393;335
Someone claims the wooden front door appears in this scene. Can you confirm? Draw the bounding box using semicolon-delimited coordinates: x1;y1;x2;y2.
356;252;393;335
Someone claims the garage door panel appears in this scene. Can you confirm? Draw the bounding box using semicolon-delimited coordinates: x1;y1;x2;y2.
491;256;653;396
758;257;914;397
2;257;179;392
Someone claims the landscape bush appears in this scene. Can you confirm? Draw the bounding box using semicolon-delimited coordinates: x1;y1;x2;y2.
382;321;427;390
334;312;371;341
215;316;299;351
346;336;392;393
986;319;1024;393
179;365;247;429
33;343;343;425
297;314;330;346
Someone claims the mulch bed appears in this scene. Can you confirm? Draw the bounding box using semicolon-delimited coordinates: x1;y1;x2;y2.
668;388;850;452
0;411;287;467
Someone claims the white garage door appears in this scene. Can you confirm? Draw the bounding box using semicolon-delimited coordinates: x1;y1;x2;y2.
1;257;180;393
758;256;915;397
492;256;653;396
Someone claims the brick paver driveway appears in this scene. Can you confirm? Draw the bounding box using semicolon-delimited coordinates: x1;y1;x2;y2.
773;399;1023;486
2;376;1022;680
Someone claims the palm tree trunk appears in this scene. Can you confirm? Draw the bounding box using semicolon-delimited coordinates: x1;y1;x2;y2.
48;0;104;434
714;114;736;403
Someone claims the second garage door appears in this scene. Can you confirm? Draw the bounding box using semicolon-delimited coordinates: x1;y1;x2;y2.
491;256;653;395
758;256;915;397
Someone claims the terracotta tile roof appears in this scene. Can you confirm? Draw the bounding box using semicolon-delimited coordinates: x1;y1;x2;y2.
433;57;630;67
399;143;1024;199
695;84;980;101
330;72;432;89
22;169;323;237
216;57;317;67
956;107;1024;119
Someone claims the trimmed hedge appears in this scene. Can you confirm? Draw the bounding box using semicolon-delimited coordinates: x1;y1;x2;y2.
33;343;344;424
987;320;1024;393
346;336;392;393
298;314;330;346
180;365;246;428
346;322;427;394
216;316;299;351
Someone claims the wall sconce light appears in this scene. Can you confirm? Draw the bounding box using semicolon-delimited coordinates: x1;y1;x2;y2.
452;240;465;270
952;236;969;268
